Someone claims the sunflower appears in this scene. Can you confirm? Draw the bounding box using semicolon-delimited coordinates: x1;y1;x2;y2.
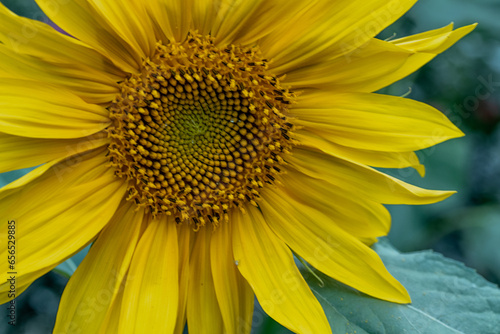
0;0;474;333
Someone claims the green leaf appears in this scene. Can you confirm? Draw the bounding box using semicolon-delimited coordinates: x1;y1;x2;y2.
301;239;500;334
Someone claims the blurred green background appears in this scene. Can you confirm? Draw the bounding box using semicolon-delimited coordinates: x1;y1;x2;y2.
1;0;499;333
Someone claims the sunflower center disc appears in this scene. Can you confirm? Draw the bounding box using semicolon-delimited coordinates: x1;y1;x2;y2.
107;33;295;228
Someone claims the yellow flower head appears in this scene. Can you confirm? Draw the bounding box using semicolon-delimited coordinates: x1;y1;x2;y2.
0;0;474;333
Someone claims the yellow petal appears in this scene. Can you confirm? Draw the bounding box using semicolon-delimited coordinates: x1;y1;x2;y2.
187;227;224;334
119;217;179;333
0;131;109;174
189;0;217;35
279;167;391;238
35;0;141;72
211;221;254;334
294;129;425;176
288;147;455;204
260;187;411;303
53;202;145;333
293;91;463;152
389;23;455;45
264;0;416;74
0;3;124;79
98;278;126;334
0;155;68;202
85;0;156;59
144;0;193;42
212;0;308;47
283;38;410;91
0;80;109;139
0;46;119;105
284;23;475;92
174;223;192;334
0;148;127;304
233;205;331;334
365;23;477;92
393;23;477;53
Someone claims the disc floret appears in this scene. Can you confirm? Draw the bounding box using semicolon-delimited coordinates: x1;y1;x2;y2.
107;33;295;228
